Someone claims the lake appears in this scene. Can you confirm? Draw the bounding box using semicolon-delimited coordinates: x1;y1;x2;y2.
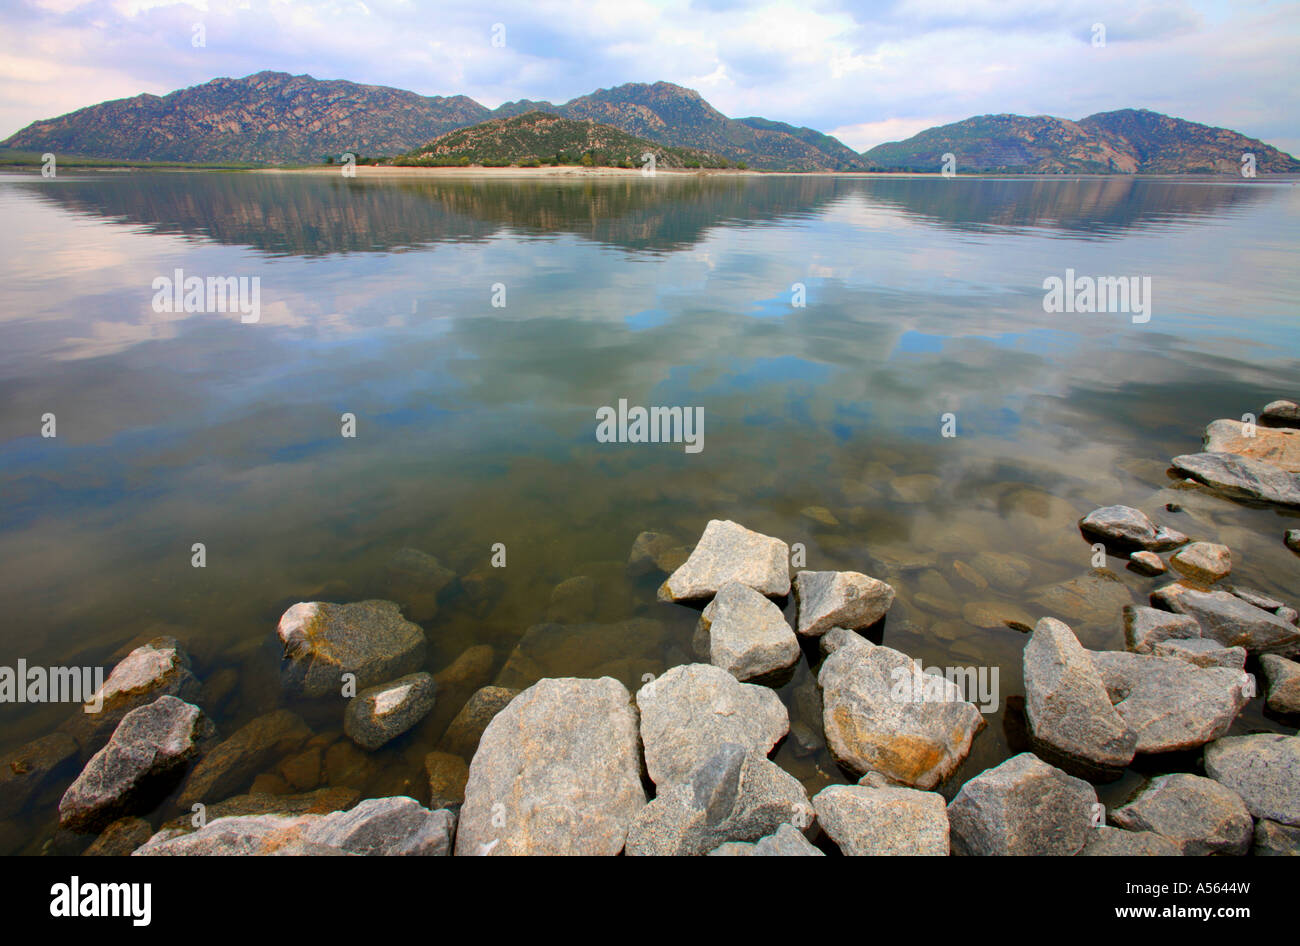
0;169;1297;853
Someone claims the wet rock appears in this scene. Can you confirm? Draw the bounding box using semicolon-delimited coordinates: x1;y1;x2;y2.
1079;825;1181;856
627;531;681;576
1151;582;1300;654
1123;605;1201;654
889;474;940;504
276;600;427;698
384;548;455;622
161;787;360;832
1287;529;1300;554
344;672;436;751
178;710;311;809
793;570;895;637
818;634;984;788
952;560;989;590
60;696;213;833
277;747;322;792
1253;819;1300;855
800;505;839;527
545;575;596;623
1023;618;1135;776
947;752;1098;856
708;823;824;856
812;783;949;856
1127;551;1166;576
428;644;494;735
199;667;239;717
625;743;814;856
65;636;201;750
693;581;799;684
1087;650;1248;754
658;519;790;602
1260;654;1300;714
493;618;669;691
969;551;1033;592
1111;773;1252;855
438;686;518;759
1031;569;1132;626
1152;637;1246;670
1203;418;1300;472
1079;505;1188;551
961;599;1035;631
1261;399;1300;428
324;740;382;790
250;773;290;795
0;732;79;818
637;664;787;787
1170;452;1300;507
1169;542;1232;586
455;677;646;855
83;817;154;856
1230;586;1289;614
1203;734;1300;826
424;751;469;809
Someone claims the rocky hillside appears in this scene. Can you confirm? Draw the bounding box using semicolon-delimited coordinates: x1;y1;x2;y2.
2;71;491;164
863;109;1300;174
395;112;729;168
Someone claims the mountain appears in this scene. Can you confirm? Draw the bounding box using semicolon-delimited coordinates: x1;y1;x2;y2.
395;111;730;168
863;109;1300;174
2;71;491;164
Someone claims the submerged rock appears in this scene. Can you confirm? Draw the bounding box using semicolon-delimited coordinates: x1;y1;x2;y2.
625;743;814;856
438;686;519;759
812;783;949;856
1171;452;1300;507
1151;582;1300;654
1079;505;1187;551
178;709;312;809
1023;618;1135;777
1260;654;1300;714
60;696;213;833
1079;826;1181;856
1111;773;1252;856
455;677;646;855
384;548;455;622
0;732;79;819
83;817;154;856
545;575;596;624
818;633;983;788
1123;605;1201;654
708;823;824;856
657;519;790;602
792;570;895;637
693;581;799;684
276;600;427;698
947;753;1098;856
423;751;469;809
636;664;788;787
1203;734;1300;826
1169;541;1232;586
344;672;436;750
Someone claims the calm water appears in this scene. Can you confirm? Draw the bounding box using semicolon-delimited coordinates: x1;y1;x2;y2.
1;171;1297;852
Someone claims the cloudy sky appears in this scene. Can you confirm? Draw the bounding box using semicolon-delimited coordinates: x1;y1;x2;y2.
1;0;1296;154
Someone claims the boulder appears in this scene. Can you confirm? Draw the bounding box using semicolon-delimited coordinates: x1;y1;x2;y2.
0;732;79;818
1123;605;1201;654
657;520;790;602
60;696;213;833
707;823;824;856
636;664;788;788
947;753;1098;856
65;636;200;750
792;570;895;637
455;677;646;855
343;672;436;751
1078;505;1187;551
1086;650;1249;753
1151;637;1246;670
1260;654;1300;714
1078;826;1181;856
1204;734;1300;826
625;744;814;856
178;709;312;809
438;686;519;759
1203;418;1300;471
693;581;799;684
1151;582;1299;654
812;783;949;855
1110;773;1252;855
1170;452;1300;507
276;600;427;698
1169;541;1232;586
1261;399;1300;428
818;634;983;788
1023;618;1135;776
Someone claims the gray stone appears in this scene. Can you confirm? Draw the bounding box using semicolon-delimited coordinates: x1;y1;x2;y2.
1203;418;1300;470
636;663;788;788
1253;819;1300;855
1260;654;1300;713
947;753;1098;856
1262;399;1300;428
1171;452;1300;507
658;519;790;602
693;581;799;684
177;709;312;809
1229;586;1286;613
1204;734;1300;826
455;677;646;855
1079;826;1181;856
60;696;212;833
276;599;427;698
1127;551;1166;576
0;732;78;818
793;570;895;637
159;787;361;833
343;672;436;750
1123;605;1201;654
1079;505;1188;551
708;823;824;856
1169;542;1232;586
625;744;814;856
65;636;200;750
818;635;983;788
1023;618;1135;775
1151;637;1246;670
1087;650;1249;754
298;796;454;855
1110;773;1252;855
1151;582;1300;654
812;783;949;855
